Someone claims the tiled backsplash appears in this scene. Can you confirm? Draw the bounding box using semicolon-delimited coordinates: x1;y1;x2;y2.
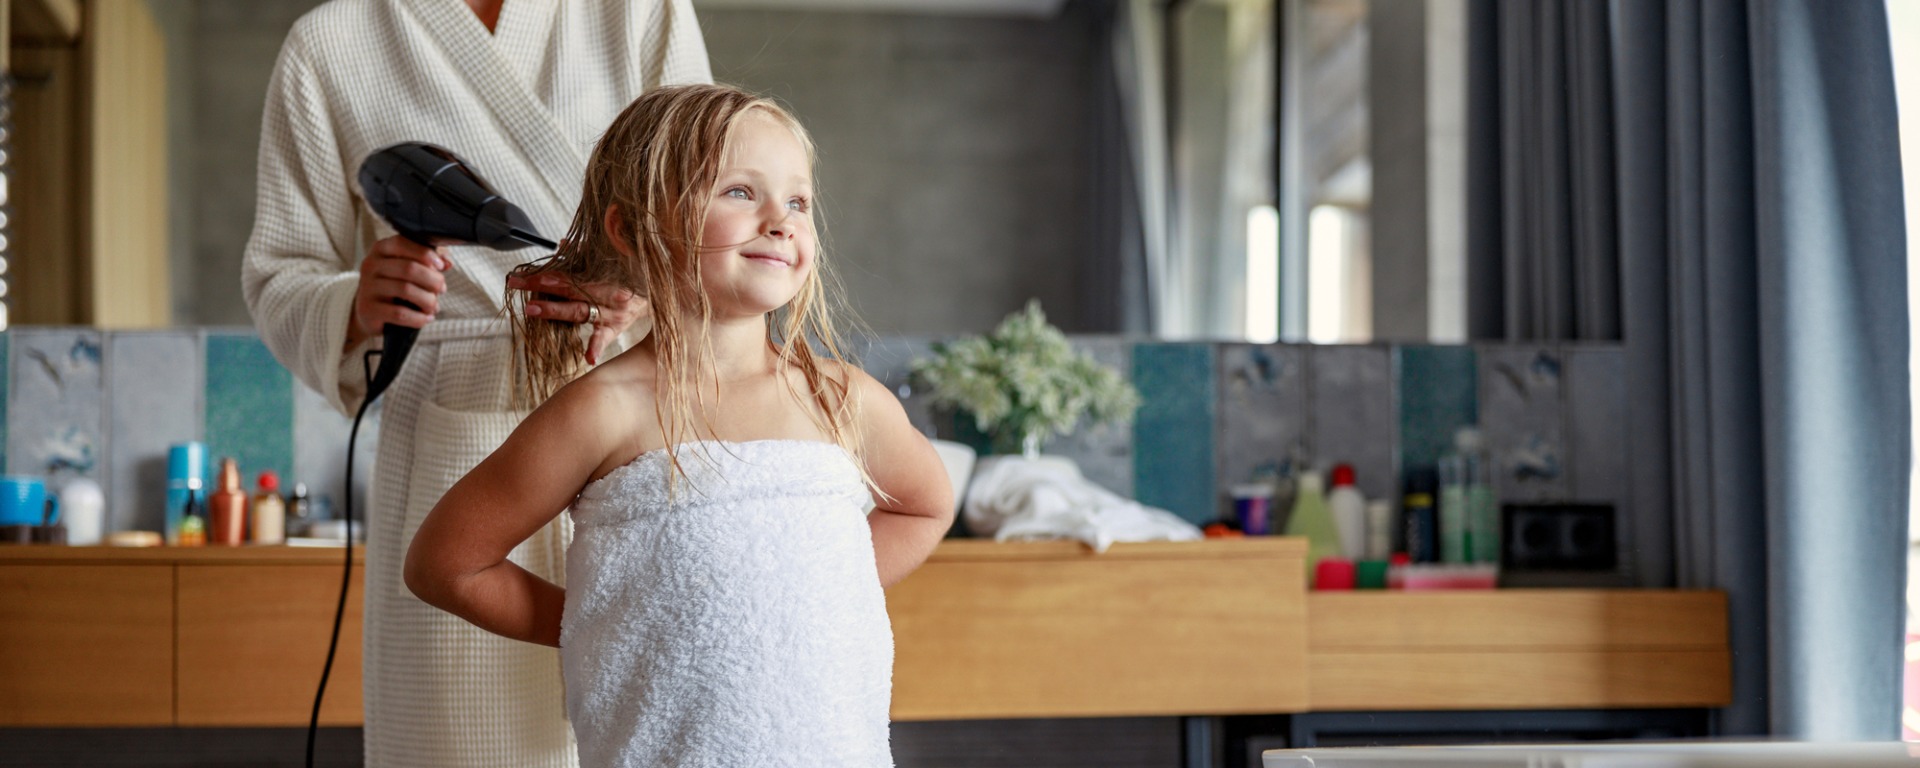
4;328;377;535
4;328;1628;576
859;335;1626;549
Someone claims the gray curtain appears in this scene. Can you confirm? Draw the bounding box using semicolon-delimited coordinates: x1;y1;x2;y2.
1474;0;1910;739
1746;0;1909;740
1082;0;1153;335
1467;0;1622;341
1081;0;1158;335
1618;0;1909;739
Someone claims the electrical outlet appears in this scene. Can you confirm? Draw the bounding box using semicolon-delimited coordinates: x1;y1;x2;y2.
1502;503;1616;571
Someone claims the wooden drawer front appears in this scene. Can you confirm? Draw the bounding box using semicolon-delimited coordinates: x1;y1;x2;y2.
1310;650;1731;710
177;564;364;726
1308;591;1732;710
888;546;1307;720
1310;591;1728;649
0;565;174;726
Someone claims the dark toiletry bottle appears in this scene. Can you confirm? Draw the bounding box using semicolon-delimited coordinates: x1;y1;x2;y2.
1402;466;1439;563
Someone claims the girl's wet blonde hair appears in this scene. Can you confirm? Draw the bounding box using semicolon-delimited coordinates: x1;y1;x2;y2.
508;83;867;491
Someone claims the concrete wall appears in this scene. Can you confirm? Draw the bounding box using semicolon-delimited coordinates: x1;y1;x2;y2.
704;8;1098;334
1366;0;1428;341
170;0;318;327
1366;0;1468;343
157;1;1100;336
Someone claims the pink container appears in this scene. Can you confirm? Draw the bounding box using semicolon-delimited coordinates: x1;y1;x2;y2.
1396;563;1499;590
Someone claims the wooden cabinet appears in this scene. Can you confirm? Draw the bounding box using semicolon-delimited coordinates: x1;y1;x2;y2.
0;563;173;726
0;542;1733;727
176;563;364;726
1308;590;1731;710
0;547;363;727
888;539;1308;720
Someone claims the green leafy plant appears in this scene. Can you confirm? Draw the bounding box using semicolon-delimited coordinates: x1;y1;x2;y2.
911;300;1141;456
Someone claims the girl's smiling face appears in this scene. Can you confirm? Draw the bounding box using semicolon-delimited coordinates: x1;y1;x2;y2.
697;109;817;319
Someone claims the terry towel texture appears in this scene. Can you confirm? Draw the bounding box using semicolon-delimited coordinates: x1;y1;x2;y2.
963;456;1204;552
563;440;894;768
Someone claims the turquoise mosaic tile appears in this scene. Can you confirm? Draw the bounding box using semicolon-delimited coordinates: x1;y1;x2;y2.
943;407;995;457
1397;345;1479;472
1132;343;1216;525
204;333;294;487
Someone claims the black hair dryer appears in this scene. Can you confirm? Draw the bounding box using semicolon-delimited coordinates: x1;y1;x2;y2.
355;142;556;403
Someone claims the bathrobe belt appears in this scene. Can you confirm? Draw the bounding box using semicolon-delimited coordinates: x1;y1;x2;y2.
413;316;515;345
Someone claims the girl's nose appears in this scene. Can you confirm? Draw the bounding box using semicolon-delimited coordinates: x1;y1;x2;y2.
765;212;796;240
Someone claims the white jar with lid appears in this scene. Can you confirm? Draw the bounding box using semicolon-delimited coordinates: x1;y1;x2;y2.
59;478;105;546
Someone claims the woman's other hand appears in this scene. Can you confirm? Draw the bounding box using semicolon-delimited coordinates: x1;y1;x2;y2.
348;235;449;350
507;272;650;365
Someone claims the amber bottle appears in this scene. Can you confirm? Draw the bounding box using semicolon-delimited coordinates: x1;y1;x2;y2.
208;458;248;546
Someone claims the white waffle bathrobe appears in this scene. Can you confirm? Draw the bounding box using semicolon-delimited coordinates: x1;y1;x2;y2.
240;2;709;765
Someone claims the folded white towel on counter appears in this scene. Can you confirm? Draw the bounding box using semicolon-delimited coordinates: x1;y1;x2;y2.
963;455;1203;552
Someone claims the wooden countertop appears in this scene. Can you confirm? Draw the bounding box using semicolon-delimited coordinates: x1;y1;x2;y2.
0;544;366;564
0;537;1301;566
921;537;1304;561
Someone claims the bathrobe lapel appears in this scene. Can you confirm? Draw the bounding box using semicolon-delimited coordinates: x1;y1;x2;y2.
400;0;584;216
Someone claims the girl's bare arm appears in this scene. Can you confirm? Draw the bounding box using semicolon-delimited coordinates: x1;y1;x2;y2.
852;369;956;587
403;379;626;647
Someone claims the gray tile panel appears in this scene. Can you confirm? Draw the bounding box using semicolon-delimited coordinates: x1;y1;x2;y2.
1048;336;1134;498
1216;344;1307;524
1478;344;1569;503
8;329;106;488
106;331;204;534
1307;345;1397;502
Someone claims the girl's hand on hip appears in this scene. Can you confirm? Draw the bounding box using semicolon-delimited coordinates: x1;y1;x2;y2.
507;272;650;366
348;235;450;349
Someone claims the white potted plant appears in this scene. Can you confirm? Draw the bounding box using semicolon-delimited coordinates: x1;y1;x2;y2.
910;300;1141;459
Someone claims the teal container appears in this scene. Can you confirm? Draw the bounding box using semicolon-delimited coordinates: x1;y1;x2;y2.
166;441;207;545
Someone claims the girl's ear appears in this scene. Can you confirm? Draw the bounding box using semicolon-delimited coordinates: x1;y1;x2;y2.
603;205;635;258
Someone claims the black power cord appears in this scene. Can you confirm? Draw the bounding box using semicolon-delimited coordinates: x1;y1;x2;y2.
307;139;558;765
306;341;403;768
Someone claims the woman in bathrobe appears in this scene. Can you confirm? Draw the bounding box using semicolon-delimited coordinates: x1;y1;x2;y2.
240;1;709;765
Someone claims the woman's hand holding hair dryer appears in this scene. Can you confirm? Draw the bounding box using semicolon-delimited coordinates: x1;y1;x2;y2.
346;235;449;351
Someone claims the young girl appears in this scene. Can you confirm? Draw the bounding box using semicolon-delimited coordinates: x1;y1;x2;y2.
403;84;954;767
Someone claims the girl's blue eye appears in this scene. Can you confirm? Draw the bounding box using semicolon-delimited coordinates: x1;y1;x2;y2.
726;187;750;199
788;197;809;212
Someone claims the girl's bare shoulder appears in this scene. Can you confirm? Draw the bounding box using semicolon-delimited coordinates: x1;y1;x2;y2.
822;358;884;399
532;351;658;440
778;356;882;408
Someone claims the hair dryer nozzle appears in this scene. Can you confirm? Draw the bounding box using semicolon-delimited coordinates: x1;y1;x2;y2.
357;142;547;251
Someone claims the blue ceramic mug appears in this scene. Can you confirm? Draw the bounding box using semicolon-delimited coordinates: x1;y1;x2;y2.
0;476;54;526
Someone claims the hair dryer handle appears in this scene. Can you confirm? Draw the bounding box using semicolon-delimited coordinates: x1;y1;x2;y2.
365;235;432;404
368;315;420;405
